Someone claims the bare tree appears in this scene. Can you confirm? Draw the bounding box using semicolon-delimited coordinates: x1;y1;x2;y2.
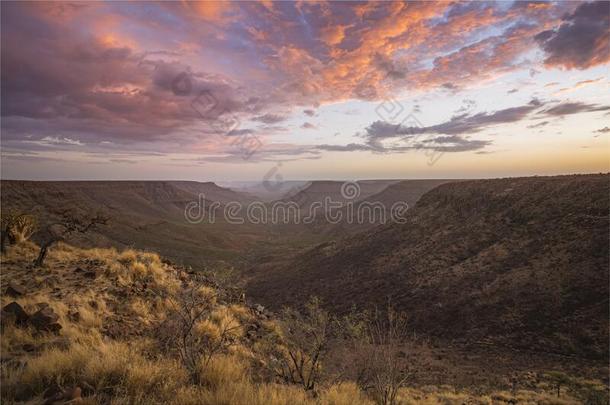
355;307;415;405
159;287;241;383
275;297;333;392
33;210;108;267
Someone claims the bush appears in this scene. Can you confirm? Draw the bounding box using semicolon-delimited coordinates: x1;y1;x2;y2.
276;297;334;392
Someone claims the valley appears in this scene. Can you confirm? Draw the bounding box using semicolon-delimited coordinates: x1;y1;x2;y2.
1;174;609;403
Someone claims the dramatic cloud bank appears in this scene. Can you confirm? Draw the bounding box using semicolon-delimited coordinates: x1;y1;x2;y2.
1;1;609;172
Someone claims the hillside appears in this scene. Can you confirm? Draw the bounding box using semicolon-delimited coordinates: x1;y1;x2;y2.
280;180;400;208
0;242;322;404
246;174;610;359
2;242;606;404
0;181;263;266
356;179;456;209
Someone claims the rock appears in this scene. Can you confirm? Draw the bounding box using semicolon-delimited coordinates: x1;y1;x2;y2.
2;302;29;326
68;310;80;322
5;281;26;297
75;267;97;279
79;380;95;396
42;276;60;288
43;383;63;399
65;386;82;402
30;306;61;333
21;343;36;352
14;383;36;401
255;304;265;314
83;270;97;279
46;323;63;333
43;385;82;405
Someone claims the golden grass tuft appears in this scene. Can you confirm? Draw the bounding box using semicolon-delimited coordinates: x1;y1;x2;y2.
320;382;374;405
6;340;188;403
198;354;248;390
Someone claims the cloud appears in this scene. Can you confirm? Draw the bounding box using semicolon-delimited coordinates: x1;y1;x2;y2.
0;1;598;165
540;102;610;116
300;122;317;130
535;1;610;69
554;77;605;94
316;134;490;154
252;114;287;124
39;137;84;146
227;128;254;136
316;143;374;152
527;121;549;129
366;99;544;141
109;158;139;164
594;126;610;133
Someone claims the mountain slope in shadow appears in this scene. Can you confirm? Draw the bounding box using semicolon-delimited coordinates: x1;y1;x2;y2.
246;174;610;359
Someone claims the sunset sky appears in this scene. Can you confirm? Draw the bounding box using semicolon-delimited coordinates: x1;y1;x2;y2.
1;1;609;181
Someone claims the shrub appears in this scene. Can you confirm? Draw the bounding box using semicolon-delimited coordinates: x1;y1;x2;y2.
276;297;334;392
158;287;240;383
353;307;416;405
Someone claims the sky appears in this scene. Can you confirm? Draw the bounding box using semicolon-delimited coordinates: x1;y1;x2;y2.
1;1;609;181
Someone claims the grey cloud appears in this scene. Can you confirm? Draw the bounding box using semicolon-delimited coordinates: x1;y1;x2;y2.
534;1;610;69
252;113;288;124
527;121;549;128
227;128;254;136
540;102;610;116
366;99;544;140
316;143;374;152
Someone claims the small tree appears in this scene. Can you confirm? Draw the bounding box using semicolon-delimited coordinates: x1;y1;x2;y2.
276;297;334;392
1;210;37;253
545;371;572;397
33;210;108;267
159;286;241;383
355;307;415;405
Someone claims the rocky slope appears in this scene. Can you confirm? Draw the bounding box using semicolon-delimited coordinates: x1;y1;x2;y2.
2;241;606;404
246;174;610;360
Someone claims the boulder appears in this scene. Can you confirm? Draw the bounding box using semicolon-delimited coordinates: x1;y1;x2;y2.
21;343;36;352
30;306;62;333
2;302;29;326
43;385;82;405
68;310;80;322
5;281;26;297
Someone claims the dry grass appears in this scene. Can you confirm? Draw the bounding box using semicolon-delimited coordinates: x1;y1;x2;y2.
1;242;604;405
